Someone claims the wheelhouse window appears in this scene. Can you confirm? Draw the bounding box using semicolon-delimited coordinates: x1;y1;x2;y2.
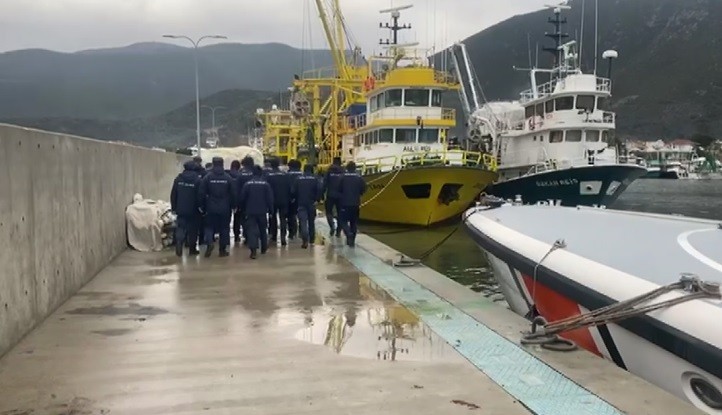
535;103;544;117
370;95;378;112
555;96;574;111
385;89;402;107
379;129;393;143
371;130;379;144
601;130;611;143
419;129;439;143
378;93;385;108
576;95;595;112
585;130;600;142
565;130;582;142
545;100;554;113
396;128;417;143
597;97;610;111
525;106;535;118
431;90;442;107
550;130;564;143
404;89;429;107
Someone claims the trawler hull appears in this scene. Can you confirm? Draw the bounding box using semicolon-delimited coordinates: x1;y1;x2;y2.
487;164;647;207
359;166;497;226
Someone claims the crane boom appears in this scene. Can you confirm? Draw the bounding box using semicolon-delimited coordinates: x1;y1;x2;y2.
314;0;349;79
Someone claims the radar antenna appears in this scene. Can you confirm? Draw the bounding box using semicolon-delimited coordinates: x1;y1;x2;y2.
379;5;413;46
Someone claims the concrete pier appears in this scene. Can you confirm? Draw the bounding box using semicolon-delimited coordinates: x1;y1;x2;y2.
0;222;702;414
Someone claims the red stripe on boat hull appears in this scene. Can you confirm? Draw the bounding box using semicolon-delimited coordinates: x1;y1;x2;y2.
521;273;602;357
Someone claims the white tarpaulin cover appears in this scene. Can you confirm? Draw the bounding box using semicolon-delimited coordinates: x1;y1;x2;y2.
126;193;175;252
198;146;264;166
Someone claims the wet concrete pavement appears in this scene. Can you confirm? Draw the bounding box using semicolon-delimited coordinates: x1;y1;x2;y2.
0;242;527;414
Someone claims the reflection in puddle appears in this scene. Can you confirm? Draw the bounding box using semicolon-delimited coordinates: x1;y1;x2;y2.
294;277;461;362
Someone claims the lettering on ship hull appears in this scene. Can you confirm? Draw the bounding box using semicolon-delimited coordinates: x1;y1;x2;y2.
403;145;432;152
536;178;580;187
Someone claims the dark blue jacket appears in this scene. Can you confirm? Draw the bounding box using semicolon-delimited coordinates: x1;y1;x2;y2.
339;172;367;207
235;168;254;207
239;178;274;216
171;161;202;216
287;169;303;203
227;169;240;180
322;164;345;200
195;164;207;178
266;168;291;207
199;166;235;215
293;173;322;206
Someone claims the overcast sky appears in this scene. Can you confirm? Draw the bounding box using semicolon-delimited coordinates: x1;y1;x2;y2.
0;0;551;53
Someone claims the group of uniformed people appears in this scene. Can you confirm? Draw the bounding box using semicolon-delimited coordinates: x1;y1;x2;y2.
170;155;366;259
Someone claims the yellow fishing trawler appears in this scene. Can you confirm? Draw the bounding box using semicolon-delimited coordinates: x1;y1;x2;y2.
252;1;497;226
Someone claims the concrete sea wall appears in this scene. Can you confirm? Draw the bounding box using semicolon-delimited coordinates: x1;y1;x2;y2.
0;124;184;357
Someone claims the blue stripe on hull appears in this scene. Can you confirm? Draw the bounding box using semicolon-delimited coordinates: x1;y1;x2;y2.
488;165;647;206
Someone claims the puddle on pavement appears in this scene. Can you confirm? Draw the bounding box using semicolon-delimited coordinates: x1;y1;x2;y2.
66;303;168;317
291;276;463;363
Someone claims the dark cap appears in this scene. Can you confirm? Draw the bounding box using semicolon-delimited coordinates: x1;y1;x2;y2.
241;156;255;168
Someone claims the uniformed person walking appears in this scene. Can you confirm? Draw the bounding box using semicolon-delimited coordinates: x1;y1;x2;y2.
293;164;322;249
239;165;274;259
227;160;243;243
266;158;291;246
235;156;255;245
170;160;202;257
286;159;303;240
338;161;366;247
199;157;235;257
322;157;344;237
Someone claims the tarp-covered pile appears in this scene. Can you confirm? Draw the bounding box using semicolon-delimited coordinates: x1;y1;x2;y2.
198;146;264;166
126;193;176;252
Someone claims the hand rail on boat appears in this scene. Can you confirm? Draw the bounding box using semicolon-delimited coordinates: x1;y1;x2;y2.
355;150;497;175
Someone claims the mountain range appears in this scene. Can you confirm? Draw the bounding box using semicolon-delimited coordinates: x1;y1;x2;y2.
1;0;721;145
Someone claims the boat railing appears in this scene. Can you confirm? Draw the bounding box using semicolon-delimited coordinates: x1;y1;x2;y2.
356;150;497;175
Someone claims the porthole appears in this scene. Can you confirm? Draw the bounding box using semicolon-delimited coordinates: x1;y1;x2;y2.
691;378;722;409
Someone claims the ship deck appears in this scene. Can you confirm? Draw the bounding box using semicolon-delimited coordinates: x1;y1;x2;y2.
471;205;722;287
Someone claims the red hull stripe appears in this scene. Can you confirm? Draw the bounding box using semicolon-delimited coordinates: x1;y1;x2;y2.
521;274;602;357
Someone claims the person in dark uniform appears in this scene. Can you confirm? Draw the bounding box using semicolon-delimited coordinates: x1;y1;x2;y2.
322;157;345;237
262;160;273;176
286;159;303;240
338;161;366;247
293;164;322;249
170;160;202;256
193;157;206;247
198;157;235;257
266;158;291;246
239;165;274;259
235;156;255;245
227;160;243;243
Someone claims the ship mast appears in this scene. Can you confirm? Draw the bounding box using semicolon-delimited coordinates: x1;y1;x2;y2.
379;5;412;46
542;3;571;80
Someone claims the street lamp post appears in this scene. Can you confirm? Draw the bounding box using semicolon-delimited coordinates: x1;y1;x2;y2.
162;34;227;158
201;105;226;130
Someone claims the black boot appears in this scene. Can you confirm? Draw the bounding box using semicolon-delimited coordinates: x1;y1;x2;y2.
204;244;214;258
301;240;308;249
281;239;287;246
219;247;229;257
250;249;257;259
175;242;183;257
189;246;200;255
